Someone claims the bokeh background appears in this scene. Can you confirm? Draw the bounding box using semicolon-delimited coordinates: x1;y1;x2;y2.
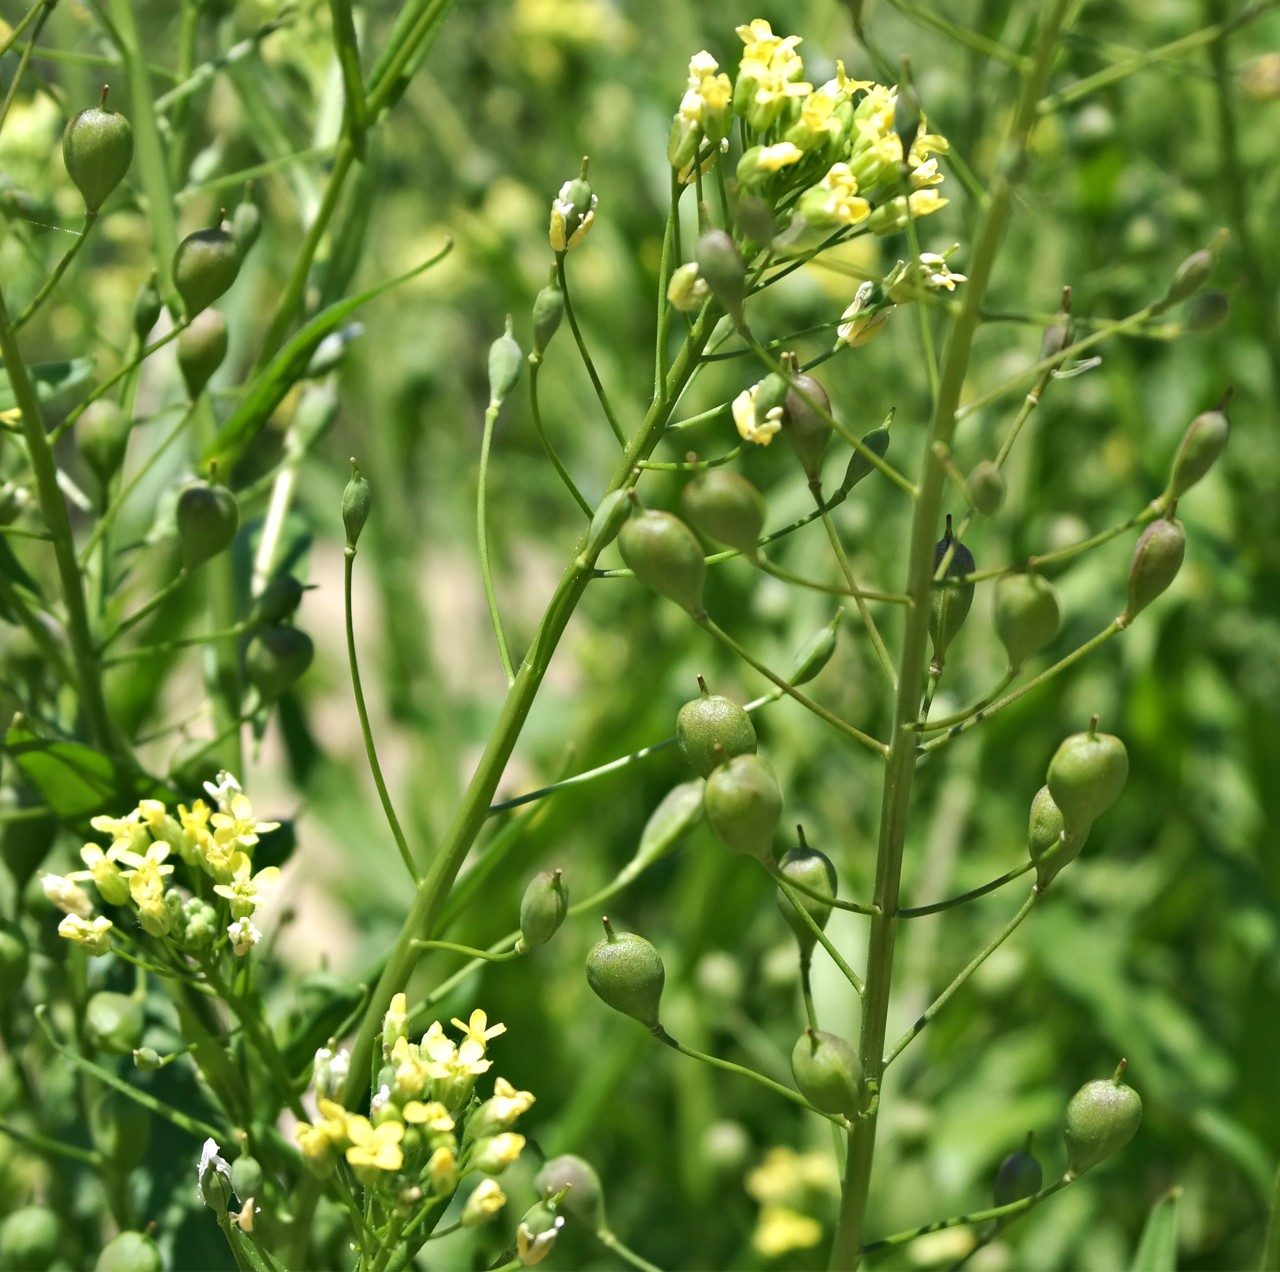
2;0;1279;1268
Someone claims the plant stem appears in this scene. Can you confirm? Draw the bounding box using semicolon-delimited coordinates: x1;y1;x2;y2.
827;5;1072;1264
476;400;515;685
556;253;626;446
529;356;592;516
774;876;866;993
897;860;1033;918
596;1228;663;1272
14;216;94;329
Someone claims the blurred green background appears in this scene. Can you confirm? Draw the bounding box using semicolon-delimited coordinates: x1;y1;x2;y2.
3;0;1279;1268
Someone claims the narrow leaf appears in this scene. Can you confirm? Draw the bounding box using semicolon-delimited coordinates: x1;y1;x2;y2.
1130;1187;1180;1272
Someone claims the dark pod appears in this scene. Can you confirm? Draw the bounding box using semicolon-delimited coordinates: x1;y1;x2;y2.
63;94;133;214
993;573;1061;674
617;507;706;616
781;370;832;483
929;517;975;665
791;1028;861;1118
246;625;314;701
993;1135;1043;1206
1064;1062;1143;1177
704;753;782;859
681;469;765;559
177;308;229;399
775;832;836;955
534;1155;605;1228
1046;721;1128;837
251;574;306;627
839;421;891;496
176;479;239;571
1123;518;1185;622
173;225;242;317
585;918;665;1029
676;679;757;777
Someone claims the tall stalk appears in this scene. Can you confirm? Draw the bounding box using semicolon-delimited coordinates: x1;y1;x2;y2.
828;3;1073;1264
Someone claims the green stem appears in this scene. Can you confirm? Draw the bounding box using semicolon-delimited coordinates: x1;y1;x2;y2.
0;0;54;136
529;356;592;516
898;860;1034;918
828;5;1073;1265
597;1228;664;1272
410;939;521;962
1261;1162;1280;1271
0;0;52;61
773;875;866;993
918;670;1016;733
101;571;190;651
557;253;626;446
14;216;95;329
758;556;910;605
0;1119;100;1166
477;400;515;684
765;860;876;917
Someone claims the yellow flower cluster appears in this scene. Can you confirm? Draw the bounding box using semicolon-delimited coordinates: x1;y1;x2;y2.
746;1146;839;1258
295;998;534;1207
44;771;280;958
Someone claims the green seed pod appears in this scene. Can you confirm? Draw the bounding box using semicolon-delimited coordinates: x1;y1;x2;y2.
63;92;133;214
251;574;306;627
531;271;565;358
1163;247;1214;307
132;1046;163;1071
173;225;241;318
1027;784;1088;888
535;1154;605;1228
676;678;757;778
775;832;836;955
132;274;163;342
77;399;132;486
177;307;229;399
993;1135;1043;1207
230;1153;264;1201
231;198;262;254
86;991;145;1055
1124;519;1185;623
967;460;1005;516
839;421;891;496
1185;290;1229;331
582;489;631;560
782;371;832;483
95;1230;163;1272
0;1205;60;1271
0;920;30;998
246;625;314;700
994;573;1061;673
342;460;372;549
790;1028;861;1118
624;779;704;879
1064;1062;1142;1177
90;1091;150;1172
704;753;782;859
694;228;746;320
488;316;523;406
680;469;765;559
617;507;706;616
788;610;842;686
585;918;665;1029
1039;293;1074;361
1047;721;1128;836
1167;406;1229;499
518;869;568;949
176;479;239;570
929;517;975;665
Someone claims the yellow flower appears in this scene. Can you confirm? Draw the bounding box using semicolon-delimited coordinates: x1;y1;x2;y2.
57;913;113;955
667;262;710;312
486;1077;536;1127
735;19;802;67
295;1098;348;1160
344;1115;404;1172
212;856;281;920
402;1100;454;1133
753;1204;824;1258
89;810;149;856
74;843;130;907
382;992;408;1058
798;163;870;228
210;792;279;852
461;1179;507;1227
426;1145;458;1194
390;1035;430;1099
473;1132;525;1175
451;1010;507;1049
41;873;94;918
732;383;783;446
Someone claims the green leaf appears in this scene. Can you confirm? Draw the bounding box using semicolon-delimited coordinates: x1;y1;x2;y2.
201;240;452;471
0;536;42;619
1129;1187;1180;1272
0;358;92;415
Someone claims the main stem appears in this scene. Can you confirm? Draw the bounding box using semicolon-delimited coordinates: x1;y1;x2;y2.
827;6;1071;1266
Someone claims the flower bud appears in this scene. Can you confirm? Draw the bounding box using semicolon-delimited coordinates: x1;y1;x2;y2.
0;1207;59;1271
461;1179;507;1227
704;753;782;859
549;159;597;252
518;869;568;949
197;1137;233;1212
95;1230;163;1272
694;228;746;322
993;573;1061;674
488;316;523;407
680;469;765;559
177;308;229;399
531;271;565;357
1026;783;1088;888
788;610;842;686
579;488;630;562
585;918;665;1029
790;1028;861;1118
173;224;242;318
63;90;133;214
1039;293;1074;360
517;1198;566;1265
230;1154;264;1201
86;991;144;1055
535;1154;605;1228
77;400;132;487
929;517;975;665
231;197;262;254
775;832;836;955
251;574;306;627
1162;246;1215;307
1123;519;1185;623
132;274;163;342
782;370;832;483
666;262;711;312
1046;720;1128;837
839;419;892;496
132;1046;163;1071
967;460;1004;516
617;506;706;616
623;779;704;880
1064;1062;1142;1177
676;678;757;778
1166;406;1229;500
176;479;239;570
342;461;372;548
246;625;314;700
993;1135;1043;1207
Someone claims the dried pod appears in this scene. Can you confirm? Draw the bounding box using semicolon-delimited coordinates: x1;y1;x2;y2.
246;625;314;700
1124;519;1185;623
585;918;665;1029
1064;1063;1142;1177
617;507;707;616
929;517;975;665
790;1028;861;1118
173;225;241;317
704;753;782;859
63;92;133;213
1046;721;1128;837
967;460;1005;516
994;573;1061;674
176;479;239;571
676;679;757;778
681;469;765;559
177;308;229;399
